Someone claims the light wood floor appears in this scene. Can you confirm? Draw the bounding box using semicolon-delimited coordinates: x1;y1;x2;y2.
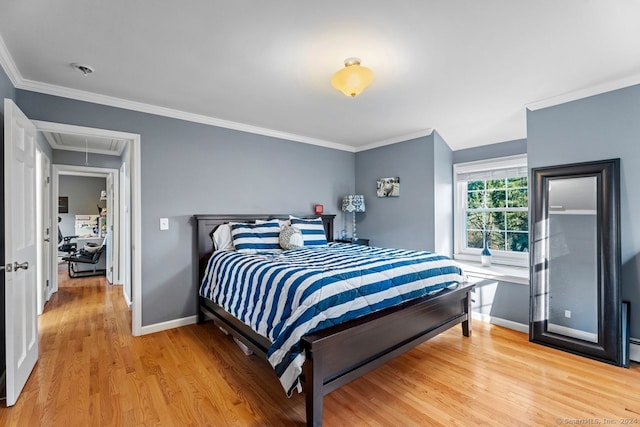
1;272;639;426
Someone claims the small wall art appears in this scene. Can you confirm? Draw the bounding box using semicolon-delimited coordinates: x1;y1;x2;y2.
376;177;400;197
58;196;69;213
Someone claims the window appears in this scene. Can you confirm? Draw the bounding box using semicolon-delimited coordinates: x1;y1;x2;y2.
454;155;528;267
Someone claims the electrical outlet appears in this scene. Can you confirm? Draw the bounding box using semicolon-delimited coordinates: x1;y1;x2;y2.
564;310;571;318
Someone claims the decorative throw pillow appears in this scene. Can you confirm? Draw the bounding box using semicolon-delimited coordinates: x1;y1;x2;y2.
83;243;101;254
289;216;328;246
230;221;281;253
279;225;304;250
212;223;234;251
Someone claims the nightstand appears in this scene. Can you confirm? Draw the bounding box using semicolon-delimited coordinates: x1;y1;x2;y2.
335;238;370;246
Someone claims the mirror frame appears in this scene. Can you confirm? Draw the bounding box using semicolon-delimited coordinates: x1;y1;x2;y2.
530;158;625;366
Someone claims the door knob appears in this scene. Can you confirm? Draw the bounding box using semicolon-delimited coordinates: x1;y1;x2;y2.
14;261;29;270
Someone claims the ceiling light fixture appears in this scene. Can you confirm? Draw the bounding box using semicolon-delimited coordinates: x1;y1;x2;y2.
331;57;374;97
71;63;94;76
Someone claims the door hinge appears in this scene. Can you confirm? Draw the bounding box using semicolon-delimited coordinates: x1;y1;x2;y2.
46;176;50;184
45;227;50;236
46;279;50;288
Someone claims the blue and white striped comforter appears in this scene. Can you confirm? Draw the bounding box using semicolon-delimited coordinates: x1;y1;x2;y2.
199;242;466;394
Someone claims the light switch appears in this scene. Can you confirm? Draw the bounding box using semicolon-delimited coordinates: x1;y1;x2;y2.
160;218;169;230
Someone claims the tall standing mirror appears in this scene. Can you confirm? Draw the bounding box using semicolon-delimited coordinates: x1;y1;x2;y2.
530;158;629;367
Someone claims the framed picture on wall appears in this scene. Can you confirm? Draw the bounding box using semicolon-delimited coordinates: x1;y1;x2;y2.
376;177;400;197
58;196;69;213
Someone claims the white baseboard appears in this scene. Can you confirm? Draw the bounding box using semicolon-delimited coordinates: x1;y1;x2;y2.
630;338;640;363
547;322;598;343
140;315;197;335
472;311;528;333
123;291;132;309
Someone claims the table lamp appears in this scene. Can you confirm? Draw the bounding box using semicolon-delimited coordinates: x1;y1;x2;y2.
341;195;365;241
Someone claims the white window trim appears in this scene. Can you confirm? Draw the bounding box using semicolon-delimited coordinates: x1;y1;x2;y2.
453;154;529;268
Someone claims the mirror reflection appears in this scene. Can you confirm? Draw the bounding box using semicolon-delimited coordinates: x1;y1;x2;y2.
547;177;598;343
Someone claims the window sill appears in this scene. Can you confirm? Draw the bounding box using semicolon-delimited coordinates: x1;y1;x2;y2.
455;259;529;286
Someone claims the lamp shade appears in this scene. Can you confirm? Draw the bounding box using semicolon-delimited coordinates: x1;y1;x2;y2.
342;195;365;213
331;58;374;97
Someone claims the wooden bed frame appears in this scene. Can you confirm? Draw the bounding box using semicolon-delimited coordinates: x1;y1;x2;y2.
195;214;474;426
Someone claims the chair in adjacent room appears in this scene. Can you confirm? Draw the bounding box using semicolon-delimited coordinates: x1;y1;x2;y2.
61;240;107;278
58;217;78;255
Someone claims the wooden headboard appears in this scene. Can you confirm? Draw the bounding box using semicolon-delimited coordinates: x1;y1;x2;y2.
194;214;335;278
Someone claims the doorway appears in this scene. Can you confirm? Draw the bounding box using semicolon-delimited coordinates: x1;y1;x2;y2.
33;120;142;336
53;167;116;289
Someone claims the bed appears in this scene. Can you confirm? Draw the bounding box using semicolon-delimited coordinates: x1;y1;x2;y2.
195;214;474;426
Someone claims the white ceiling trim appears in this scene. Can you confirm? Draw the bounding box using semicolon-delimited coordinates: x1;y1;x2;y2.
18;77;358;153
526;73;640;111
33;119;139;142
354;129;434;153
0;33;21;86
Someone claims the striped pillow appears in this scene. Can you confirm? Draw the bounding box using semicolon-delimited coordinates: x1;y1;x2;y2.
230;221;281;253
289;216;328;246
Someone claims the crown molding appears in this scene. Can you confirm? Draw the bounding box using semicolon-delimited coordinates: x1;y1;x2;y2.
0;34;21;86
17;78;356;152
354;128;434;152
526;73;640;111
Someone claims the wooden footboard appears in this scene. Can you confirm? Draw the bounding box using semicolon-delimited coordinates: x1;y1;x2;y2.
300;284;473;426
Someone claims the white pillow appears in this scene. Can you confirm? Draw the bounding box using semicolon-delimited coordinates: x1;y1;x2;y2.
279;225;304;250
212;223;234;251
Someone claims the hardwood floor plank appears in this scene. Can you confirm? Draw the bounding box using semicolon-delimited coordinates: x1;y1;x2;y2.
0;271;638;426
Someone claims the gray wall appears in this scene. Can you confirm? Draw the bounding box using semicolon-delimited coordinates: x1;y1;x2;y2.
15;89;354;326
528;83;640;338
453;138;527;164
58;176;106;238
354;133;453;253
472;279;529;326
433;132;453;256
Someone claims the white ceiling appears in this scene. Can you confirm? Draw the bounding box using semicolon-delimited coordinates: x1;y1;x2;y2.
1;1;639;152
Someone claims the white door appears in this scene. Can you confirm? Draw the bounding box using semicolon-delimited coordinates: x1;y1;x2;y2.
118;163;131;290
106;173;114;283
36;149;51;314
4;98;39;406
43;154;51;306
